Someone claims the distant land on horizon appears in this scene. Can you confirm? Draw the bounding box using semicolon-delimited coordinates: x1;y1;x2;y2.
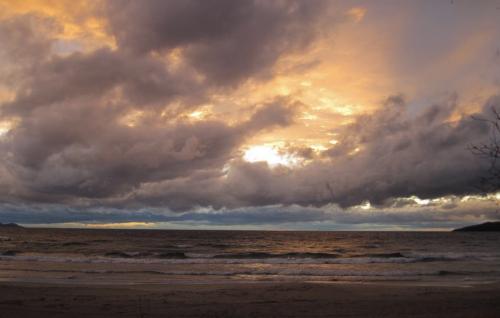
2;222;500;231
453;222;500;232
0;223;22;228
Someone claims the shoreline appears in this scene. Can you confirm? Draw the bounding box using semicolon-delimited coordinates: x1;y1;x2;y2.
0;280;499;317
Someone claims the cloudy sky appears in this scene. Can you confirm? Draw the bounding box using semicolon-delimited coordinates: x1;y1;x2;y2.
0;0;499;230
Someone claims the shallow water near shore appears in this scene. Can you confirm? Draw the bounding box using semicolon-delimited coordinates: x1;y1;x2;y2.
1;227;499;286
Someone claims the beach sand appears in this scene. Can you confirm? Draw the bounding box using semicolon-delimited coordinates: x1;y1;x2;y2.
0;281;499;318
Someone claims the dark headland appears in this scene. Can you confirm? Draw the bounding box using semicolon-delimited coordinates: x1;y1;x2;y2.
0;223;22;228
453;221;500;232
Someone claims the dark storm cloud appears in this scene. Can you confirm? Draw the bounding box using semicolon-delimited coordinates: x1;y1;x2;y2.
105;0;330;85
0;97;296;201
251;96;493;208
0;48;204;117
0;8;300;206
319;95;493;206
241;98;298;132
121;95;495;211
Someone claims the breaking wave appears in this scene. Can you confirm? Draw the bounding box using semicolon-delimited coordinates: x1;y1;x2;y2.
0;250;494;265
1;266;498;278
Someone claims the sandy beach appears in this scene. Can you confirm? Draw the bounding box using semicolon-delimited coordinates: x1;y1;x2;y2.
0;281;499;318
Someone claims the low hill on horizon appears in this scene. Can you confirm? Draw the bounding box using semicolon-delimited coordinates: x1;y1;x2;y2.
0;223;22;228
453;221;500;232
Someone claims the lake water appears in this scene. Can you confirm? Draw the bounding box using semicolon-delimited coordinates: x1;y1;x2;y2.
1;228;499;285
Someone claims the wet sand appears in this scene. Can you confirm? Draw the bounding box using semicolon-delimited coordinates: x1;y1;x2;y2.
0;281;499;318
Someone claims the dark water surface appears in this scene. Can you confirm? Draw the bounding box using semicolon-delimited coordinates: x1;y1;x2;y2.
1;227;499;285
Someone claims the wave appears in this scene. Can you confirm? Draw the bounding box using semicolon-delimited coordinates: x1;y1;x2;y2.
360;252;405;258
105;251;135;258
1;250;18;256
61;242;89;247
213;252;341;259
2;266;497;278
405;252;486;262
105;251;154;258
95;250;469;261
158;252;188;259
1;251;496;265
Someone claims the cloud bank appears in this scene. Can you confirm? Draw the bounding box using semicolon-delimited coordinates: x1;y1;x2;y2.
0;0;499;229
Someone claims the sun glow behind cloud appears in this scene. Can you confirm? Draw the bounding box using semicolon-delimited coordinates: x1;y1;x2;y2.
243;145;300;167
0;121;14;137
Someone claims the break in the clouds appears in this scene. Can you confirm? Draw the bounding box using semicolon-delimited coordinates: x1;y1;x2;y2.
0;0;499;230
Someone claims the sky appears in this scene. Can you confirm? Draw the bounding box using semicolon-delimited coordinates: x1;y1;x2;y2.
0;0;500;230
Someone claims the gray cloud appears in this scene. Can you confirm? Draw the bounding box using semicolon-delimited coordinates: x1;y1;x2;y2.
0;200;498;231
106;0;331;85
0;14;57;64
1;97;296;202
0;9;301;206
320;95;493;206
1;48;204;117
120;95;495;211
